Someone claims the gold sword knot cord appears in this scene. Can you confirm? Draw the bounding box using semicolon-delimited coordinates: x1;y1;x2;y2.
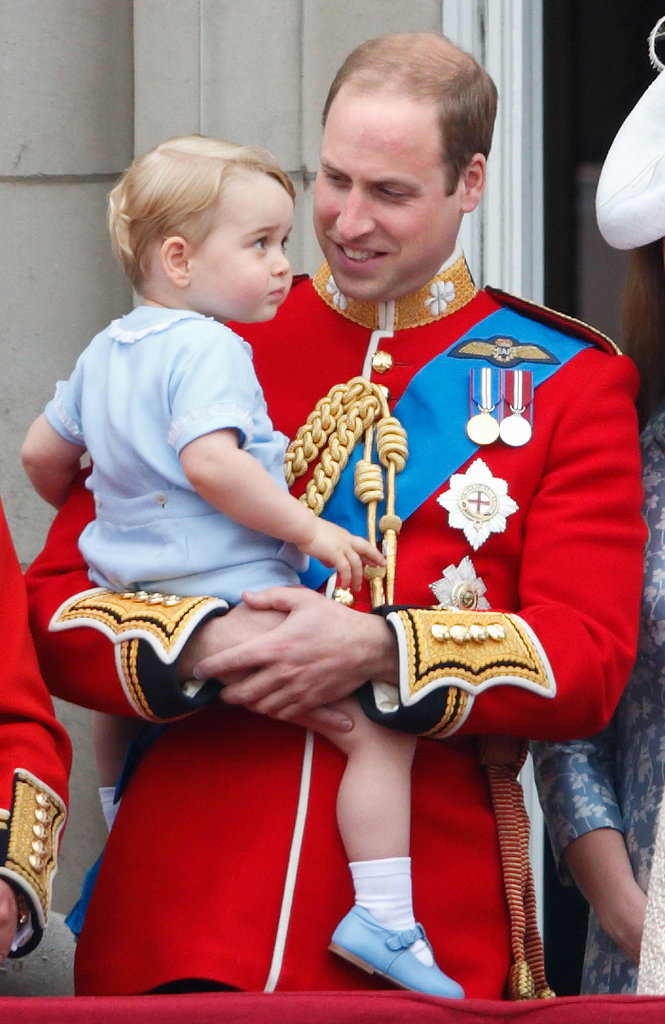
285;376;408;605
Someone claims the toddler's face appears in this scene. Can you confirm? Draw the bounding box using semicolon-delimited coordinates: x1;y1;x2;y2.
185;172;293;323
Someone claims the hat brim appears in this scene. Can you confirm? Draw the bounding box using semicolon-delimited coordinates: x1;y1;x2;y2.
596;69;665;249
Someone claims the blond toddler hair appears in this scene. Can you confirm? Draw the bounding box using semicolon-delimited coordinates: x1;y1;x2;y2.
108;135;295;291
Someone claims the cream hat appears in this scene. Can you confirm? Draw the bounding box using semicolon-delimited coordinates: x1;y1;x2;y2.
596;16;665;249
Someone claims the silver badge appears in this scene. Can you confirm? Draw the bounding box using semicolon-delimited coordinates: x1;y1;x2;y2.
437;458;519;550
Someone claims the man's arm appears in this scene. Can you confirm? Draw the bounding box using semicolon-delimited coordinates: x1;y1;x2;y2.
193;349;644;742
25;471;357;729
26;348;643;742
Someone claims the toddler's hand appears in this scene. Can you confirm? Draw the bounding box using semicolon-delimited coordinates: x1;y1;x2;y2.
299;518;385;591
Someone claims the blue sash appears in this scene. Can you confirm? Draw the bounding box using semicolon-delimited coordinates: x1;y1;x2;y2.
299;307;590;590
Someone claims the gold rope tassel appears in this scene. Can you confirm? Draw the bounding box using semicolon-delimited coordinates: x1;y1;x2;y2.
285;377;407;606
482;738;556;1000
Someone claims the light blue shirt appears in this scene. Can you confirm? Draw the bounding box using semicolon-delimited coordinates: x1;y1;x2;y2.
532;401;665;994
46;306;306;600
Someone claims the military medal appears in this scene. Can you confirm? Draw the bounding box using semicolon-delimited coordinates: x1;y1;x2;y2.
466;367;500;445
499;369;533;447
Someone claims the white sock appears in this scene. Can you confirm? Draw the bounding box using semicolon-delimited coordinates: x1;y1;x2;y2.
98;786;120;832
349;857;433;966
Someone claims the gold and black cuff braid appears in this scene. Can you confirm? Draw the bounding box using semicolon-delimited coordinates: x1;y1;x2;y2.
0;771;67;955
358;606;555;737
50;588;230;721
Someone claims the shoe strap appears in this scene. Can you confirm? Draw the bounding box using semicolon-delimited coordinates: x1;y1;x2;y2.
385;923;425;951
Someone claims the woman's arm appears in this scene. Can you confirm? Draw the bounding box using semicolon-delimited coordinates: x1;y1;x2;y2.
564;829;646;964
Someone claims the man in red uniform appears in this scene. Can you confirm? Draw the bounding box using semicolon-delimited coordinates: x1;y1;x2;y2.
0;497;69;964
25;33;643;998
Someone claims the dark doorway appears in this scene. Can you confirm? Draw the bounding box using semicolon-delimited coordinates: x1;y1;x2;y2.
541;0;663;997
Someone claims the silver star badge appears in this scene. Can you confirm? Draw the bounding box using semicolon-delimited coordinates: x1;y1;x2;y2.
430;556;490;609
437;458;518;550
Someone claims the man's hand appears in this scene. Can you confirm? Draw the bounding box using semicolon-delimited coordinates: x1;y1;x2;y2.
192;587;397;726
176;600;287;686
0;879;18;962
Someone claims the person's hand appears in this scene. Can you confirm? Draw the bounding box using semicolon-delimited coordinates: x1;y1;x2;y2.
0;879;19;962
299;519;385;591
176;600;288;686
193;586;397;726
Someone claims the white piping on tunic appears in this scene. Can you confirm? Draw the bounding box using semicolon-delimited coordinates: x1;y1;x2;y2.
263;318;388;991
263;729;315;992
357;246;463;379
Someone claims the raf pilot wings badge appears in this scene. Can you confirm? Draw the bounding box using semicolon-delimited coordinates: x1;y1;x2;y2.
451;334;560;367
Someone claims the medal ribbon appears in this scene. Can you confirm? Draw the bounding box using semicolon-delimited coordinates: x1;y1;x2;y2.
471;366;500;417
501;369;533;421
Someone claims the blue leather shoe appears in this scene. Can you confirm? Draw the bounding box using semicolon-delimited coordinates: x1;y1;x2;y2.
329;905;465;998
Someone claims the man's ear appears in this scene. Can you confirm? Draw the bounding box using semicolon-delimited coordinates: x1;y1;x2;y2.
161;236;192;288
459;154;486;214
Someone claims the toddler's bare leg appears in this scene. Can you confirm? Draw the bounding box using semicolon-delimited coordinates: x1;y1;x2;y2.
92;711;142;787
313;697;416;862
314;698;453;978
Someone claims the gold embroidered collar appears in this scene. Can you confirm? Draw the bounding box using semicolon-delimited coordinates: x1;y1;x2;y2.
312;254;478;331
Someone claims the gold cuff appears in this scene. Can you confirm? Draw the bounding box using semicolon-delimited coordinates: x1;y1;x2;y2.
382;607;555;736
4;772;66;927
50;587;228;664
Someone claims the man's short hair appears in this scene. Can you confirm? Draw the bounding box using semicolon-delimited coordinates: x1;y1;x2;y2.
322;33;498;194
108;135;295;291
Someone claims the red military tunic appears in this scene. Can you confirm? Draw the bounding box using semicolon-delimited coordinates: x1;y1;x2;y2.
0;497;70;952
25;255;643;995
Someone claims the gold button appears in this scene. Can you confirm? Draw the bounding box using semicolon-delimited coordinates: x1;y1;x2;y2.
372;350;393;373
333;588;354;606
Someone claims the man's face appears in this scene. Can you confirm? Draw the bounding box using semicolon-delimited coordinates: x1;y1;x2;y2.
313;85;483;304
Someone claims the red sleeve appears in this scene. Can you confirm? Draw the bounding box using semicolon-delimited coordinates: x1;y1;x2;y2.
460;349;644;740
25;470;133;715
367;349;644;743
0;498;70;798
0;497;70;951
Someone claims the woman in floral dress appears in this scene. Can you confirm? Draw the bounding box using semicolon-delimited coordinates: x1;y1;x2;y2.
532;18;665;994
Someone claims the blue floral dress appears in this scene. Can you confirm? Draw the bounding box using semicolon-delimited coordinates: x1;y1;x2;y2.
532;402;665;994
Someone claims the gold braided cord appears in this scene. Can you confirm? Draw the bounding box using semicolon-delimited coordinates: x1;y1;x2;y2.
284;377;407;605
